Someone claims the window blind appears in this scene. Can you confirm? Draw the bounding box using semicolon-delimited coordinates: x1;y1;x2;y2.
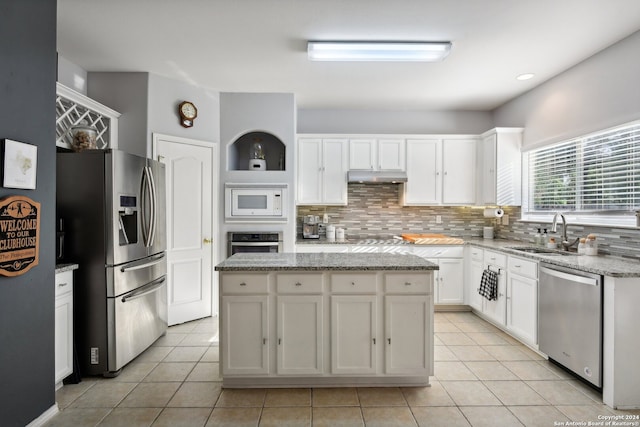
526;121;640;214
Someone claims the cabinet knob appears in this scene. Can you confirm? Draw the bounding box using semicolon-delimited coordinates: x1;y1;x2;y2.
404;282;412;286
373;338;376;344
514;265;521;268
351;281;356;286
58;282;68;288
295;282;302;287
239;282;247;286
278;338;282;345
499;293;504;297
387;338;391;345
263;338;266;344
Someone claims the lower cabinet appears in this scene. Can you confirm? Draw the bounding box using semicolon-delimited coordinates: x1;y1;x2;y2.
221;295;269;375
219;270;434;385
506;256;538;346
331;295;377;374
480;250;507;326
277;295;323;375
414;246;464;305
385;295;431;375
55;270;74;387
467;247;485;311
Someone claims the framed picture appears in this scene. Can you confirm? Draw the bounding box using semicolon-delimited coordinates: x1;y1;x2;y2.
2;139;38;190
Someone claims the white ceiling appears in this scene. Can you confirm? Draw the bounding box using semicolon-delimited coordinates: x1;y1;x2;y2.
57;0;640;111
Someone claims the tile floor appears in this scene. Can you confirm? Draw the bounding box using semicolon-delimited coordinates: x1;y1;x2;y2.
46;311;640;426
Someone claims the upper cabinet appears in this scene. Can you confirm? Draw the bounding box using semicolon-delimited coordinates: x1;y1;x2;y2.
402;137;477;206
349;138;405;171
56;83;120;150
297;137;348;205
480;128;523;206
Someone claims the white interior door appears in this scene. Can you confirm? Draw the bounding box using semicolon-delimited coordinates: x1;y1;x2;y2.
153;134;218;326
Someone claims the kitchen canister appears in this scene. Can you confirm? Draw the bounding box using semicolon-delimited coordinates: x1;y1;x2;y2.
326;225;336;241
336;227;345;241
483;226;494;239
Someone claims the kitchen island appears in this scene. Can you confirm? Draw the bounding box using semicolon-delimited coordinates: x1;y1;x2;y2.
215;252;438;388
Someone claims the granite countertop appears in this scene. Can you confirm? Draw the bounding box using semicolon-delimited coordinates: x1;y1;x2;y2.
215;253;439;272
466;238;640;278
55;263;79;273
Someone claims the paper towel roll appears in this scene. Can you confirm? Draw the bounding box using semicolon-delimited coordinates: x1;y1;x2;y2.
483;208;504;218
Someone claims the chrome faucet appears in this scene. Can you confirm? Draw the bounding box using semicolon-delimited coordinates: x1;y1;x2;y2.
551;213;579;251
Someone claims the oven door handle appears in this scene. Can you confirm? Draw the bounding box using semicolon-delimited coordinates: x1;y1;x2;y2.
230;242;280;247
121;276;166;303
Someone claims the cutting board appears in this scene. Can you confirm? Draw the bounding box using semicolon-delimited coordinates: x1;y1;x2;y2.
401;233;465;245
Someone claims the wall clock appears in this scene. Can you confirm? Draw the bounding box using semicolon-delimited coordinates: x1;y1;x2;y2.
178;101;197;128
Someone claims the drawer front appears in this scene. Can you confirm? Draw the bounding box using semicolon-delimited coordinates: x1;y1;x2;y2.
276;273;323;293
484;250;507;268
508;256;538;279
331;273;377;293
469;246;484;262
221;273;269;294
412;245;463;259
55;270;74;297
384;273;431;294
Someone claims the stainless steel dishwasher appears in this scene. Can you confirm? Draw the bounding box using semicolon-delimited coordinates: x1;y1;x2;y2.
539;263;603;387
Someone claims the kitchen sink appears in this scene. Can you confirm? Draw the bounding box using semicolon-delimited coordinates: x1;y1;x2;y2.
508;246;574;256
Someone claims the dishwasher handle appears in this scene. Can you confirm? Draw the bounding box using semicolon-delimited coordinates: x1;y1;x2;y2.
540;266;599;286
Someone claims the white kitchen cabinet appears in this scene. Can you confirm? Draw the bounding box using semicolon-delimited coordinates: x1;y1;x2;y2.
403;139;440;205
384;273;432;375
221;273;270;375
385;295;431;375
55;270;74;387
413;245;464;305
221;295;270;375
480;250;507;327
466;246;485;311
506;256;538;346
349;138;405;171
297;137;348;205
402;138;477;205
442;138;477;204
479;128;523;206
277;295;323;375
331;295;377;374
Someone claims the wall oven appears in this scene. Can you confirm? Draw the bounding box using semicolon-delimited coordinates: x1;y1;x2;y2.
227;232;283;257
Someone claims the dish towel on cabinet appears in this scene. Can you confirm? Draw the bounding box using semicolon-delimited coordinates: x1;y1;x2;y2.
479;269;499;301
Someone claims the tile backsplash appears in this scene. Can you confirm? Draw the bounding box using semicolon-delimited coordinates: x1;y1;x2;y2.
297;183;640;260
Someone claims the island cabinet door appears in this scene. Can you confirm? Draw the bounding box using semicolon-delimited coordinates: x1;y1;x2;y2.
384;295;430;375
276;295;323;375
331;295;377;374
221;296;269;375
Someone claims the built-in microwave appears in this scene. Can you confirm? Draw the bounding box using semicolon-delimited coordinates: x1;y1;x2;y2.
225;183;287;222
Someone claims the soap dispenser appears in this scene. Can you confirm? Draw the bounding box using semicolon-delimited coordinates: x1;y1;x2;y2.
542;228;549;246
534;228;542;246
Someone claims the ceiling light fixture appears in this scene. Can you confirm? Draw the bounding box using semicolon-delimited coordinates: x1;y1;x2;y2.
307;41;452;62
516;73;535;81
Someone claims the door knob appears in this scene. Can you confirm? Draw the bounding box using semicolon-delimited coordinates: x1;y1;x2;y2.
203;238;212;244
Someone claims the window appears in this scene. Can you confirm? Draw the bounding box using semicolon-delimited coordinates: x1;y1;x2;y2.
523;121;640;226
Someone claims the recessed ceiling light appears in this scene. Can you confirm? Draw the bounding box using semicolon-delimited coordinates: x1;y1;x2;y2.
516;73;535;81
307;41;452;62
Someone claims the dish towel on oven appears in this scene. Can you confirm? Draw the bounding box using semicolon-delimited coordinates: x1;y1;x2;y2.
479;269;499;301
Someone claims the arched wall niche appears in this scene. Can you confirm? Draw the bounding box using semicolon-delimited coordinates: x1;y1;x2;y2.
227;130;286;171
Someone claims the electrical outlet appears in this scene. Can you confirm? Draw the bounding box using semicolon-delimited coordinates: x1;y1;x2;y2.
502;214;509;225
436;215;442;224
91;347;99;364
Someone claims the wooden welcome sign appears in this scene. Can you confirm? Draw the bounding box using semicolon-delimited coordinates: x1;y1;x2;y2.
0;195;40;276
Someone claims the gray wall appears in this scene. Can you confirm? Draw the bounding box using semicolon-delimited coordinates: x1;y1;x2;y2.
0;0;57;425
493;30;640;150
57;54;88;95
88;72;221;159
88;72;150;157
297;109;493;134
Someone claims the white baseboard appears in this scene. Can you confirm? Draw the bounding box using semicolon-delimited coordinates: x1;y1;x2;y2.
26;404;59;427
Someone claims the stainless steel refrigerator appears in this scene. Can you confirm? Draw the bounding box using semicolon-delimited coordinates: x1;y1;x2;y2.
57;149;167;376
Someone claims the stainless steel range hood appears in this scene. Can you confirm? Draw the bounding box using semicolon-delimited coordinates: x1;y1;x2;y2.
347;170;408;184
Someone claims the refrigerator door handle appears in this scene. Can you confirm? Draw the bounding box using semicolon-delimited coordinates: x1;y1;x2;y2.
120;253;166;273
121;275;166;303
148;165;158;247
140;166;153;247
